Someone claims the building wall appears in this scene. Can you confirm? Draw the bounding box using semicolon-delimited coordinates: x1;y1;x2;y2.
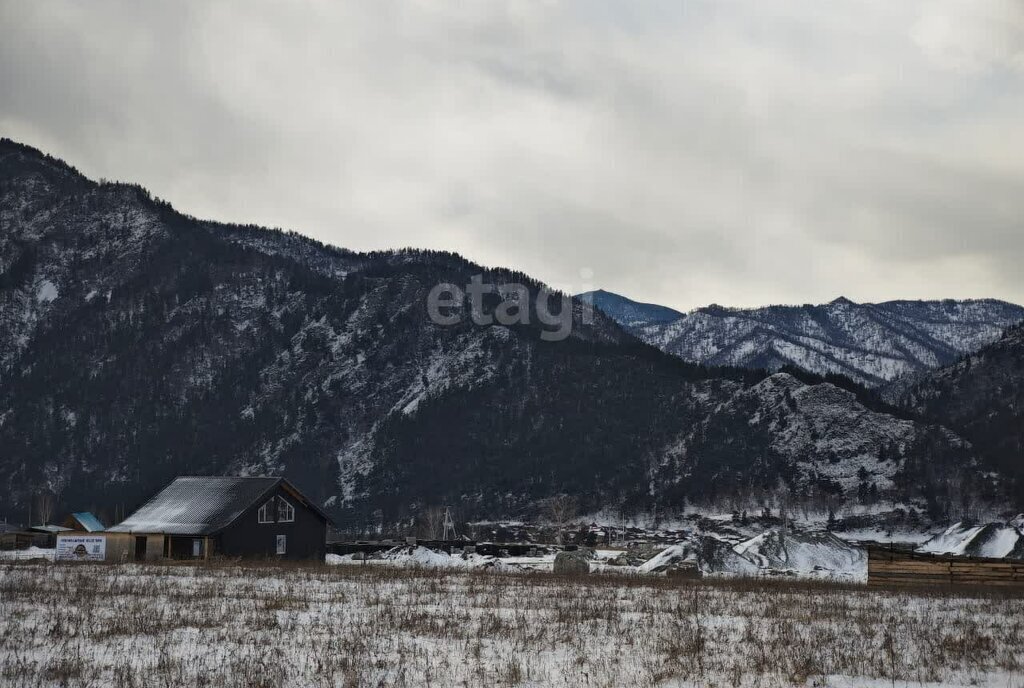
80;532;165;563
216;485;327;561
57;531;127;562
168;535;210;559
103;533;135;562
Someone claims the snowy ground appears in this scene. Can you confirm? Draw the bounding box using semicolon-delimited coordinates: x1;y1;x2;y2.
2;561;1023;687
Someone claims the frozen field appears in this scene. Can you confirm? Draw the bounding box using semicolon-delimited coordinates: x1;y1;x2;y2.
1;561;1023;687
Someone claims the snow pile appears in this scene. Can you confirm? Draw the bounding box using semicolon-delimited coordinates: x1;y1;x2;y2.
0;547;54;561
918;523;986;556
734;530;865;578
918;522;1023;559
697;536;761;577
636;531;866;581
325;553;363;565
637;544;697;574
974;526;1023;559
387;546;458;568
328;546;508;571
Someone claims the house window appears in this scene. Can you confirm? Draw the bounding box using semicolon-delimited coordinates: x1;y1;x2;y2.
277;498;295;523
192;539;202;557
258;500;274;523
276;534;286;555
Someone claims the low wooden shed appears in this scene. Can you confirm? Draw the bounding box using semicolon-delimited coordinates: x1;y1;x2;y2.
0;523;35;551
28;524;72;548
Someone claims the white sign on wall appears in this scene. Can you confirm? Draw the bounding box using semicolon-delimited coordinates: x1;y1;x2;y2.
56;535;106;562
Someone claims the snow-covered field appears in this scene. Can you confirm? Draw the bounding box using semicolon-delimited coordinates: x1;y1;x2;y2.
2;561;1022;687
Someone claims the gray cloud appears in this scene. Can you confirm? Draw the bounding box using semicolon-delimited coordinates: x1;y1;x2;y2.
2;0;1022;310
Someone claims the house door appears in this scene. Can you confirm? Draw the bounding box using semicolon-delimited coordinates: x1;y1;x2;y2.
134;536;147;562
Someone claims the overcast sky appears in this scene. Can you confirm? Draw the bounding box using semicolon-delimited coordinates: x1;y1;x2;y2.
2;1;1022;310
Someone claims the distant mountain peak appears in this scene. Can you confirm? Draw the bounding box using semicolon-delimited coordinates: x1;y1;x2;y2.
597;294;1024;387
576;289;683;331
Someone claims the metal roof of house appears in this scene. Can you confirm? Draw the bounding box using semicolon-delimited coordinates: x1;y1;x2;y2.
107;477;280;535
70;512;105;532
30;524;72;533
106;476;328;535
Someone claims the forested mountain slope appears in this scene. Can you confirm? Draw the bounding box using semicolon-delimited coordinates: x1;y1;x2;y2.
893;323;1024;503
0;139;1013;528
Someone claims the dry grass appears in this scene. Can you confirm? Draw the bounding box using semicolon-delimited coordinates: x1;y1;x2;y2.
1;560;1023;687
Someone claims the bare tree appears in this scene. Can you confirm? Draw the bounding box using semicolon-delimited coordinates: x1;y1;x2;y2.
35;491;56;526
419;506;445;540
543;494;578;545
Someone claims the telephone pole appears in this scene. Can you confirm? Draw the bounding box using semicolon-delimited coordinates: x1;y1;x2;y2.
442;506;457;541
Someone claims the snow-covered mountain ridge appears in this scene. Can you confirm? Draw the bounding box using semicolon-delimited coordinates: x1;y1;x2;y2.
581;291;1024;387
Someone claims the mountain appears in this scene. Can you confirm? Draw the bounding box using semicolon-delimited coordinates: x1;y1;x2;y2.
577;289;683;331
580;291;1024;388
0;138;1014;528
651;371;1001;521
892;323;1024;502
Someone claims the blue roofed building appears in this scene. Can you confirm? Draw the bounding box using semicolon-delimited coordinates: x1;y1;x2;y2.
62;512;106;533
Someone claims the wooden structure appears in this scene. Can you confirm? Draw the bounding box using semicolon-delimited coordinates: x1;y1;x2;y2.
83;532;165;562
104;476;331;561
0;523;35;551
61;512;105;533
868;546;1024;588
28;524;72;548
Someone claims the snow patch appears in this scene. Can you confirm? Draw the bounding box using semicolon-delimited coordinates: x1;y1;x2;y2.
36;279;58;303
0;547;55;561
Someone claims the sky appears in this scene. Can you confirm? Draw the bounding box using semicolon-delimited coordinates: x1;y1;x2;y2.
1;1;1022;311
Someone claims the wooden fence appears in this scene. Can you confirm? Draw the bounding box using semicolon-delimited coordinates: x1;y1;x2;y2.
867;546;1024;588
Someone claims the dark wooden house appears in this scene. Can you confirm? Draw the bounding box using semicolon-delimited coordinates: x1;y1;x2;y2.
106;476;330;561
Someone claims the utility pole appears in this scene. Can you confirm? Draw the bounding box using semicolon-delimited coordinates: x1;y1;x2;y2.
442;506;457;541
